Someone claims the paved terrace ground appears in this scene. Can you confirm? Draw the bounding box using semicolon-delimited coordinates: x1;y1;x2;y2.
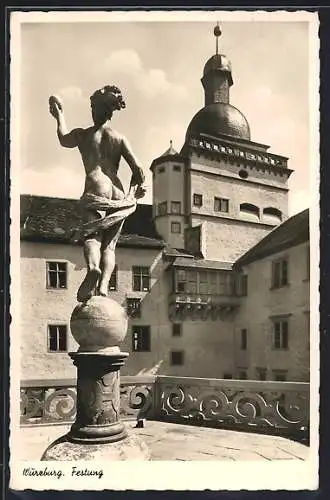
20;421;308;461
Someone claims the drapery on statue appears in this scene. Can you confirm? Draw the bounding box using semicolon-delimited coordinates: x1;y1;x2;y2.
49;85;146;303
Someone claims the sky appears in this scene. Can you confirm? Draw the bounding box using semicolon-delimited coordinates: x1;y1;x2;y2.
16;13;315;216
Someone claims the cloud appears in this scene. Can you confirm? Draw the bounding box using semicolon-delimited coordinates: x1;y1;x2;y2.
21;166;84;199
105;49;187;101
57;86;84;101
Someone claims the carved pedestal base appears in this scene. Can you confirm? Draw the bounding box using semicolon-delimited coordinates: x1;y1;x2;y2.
41;430;151;461
41;350;150;461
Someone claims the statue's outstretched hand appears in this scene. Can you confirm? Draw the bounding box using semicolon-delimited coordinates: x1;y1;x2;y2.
49;95;63;120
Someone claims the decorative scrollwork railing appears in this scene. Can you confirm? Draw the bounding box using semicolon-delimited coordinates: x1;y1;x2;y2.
20;376;309;440
20;375;156;425
156;376;309;440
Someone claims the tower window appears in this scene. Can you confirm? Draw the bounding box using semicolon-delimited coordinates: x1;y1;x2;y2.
263;207;282;224
48;325;67;352
132;266;150;292
173;165;181;172
158;166;165;174
46;261;67;289
108;265;118;291
273;320;289;350
193;194;203;207
171;350;184;365
172;323;182;337
214;197;229;213
171;201;181;214
132;326;150;352
239;203;259;221
158;201;167;216
272;259;288;288
171;222;181;234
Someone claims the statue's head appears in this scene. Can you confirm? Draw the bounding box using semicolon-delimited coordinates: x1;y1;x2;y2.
90;85;126;124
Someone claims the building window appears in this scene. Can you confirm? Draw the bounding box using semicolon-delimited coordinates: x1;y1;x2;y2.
127;298;141;318
256;368;267;381
171;201;181;214
173;165;181;172
238;369;248;380
273;370;287;382
223;373;232;379
214;197;229;213
176;269;187;292
171;222;181;234
108;265;118;291
272;259;288;288
48;325;67;352
132;326;150;352
132;266;150;292
240;329;248;350
263;207;282;224
46;261;67;289
236;274;248;296
273;320;289;349
193;194;203;207
171;350;184;365
158;166;165;174
172;323;182;337
158;201;167;216
239;203;259;221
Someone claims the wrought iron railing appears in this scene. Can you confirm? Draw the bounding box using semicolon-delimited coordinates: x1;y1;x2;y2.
20;375;309;442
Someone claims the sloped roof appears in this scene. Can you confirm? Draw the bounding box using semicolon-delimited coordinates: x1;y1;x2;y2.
234;209;309;267
150;142;185;171
173;257;233;271
20;194;165;249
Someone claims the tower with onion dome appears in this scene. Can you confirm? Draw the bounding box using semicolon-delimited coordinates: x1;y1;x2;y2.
151;23;293;261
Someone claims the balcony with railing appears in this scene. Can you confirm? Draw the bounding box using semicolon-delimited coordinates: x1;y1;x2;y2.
168;265;246;321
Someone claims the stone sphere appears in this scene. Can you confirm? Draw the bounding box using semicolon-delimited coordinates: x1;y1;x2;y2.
70;296;128;352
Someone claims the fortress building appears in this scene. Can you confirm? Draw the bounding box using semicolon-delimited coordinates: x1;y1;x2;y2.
19;25;309;383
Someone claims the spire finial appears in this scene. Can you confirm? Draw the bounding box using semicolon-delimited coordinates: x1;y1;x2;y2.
214;21;222;55
170;139;173;148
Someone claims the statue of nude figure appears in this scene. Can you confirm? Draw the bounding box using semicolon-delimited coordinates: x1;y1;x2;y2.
49;85;146;303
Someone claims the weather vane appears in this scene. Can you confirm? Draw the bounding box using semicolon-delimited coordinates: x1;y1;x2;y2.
214;21;222;55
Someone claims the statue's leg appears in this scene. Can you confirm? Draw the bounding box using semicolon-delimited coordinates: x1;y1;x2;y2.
98;220;125;297
77;210;103;303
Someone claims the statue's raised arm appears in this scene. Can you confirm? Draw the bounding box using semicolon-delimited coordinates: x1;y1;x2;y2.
49;85;147;303
49;95;82;149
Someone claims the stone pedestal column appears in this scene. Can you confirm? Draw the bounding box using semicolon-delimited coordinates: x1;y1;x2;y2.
41;296;150;461
68;351;128;444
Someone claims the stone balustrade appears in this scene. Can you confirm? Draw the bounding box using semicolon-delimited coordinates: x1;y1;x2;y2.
20;375;309;442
